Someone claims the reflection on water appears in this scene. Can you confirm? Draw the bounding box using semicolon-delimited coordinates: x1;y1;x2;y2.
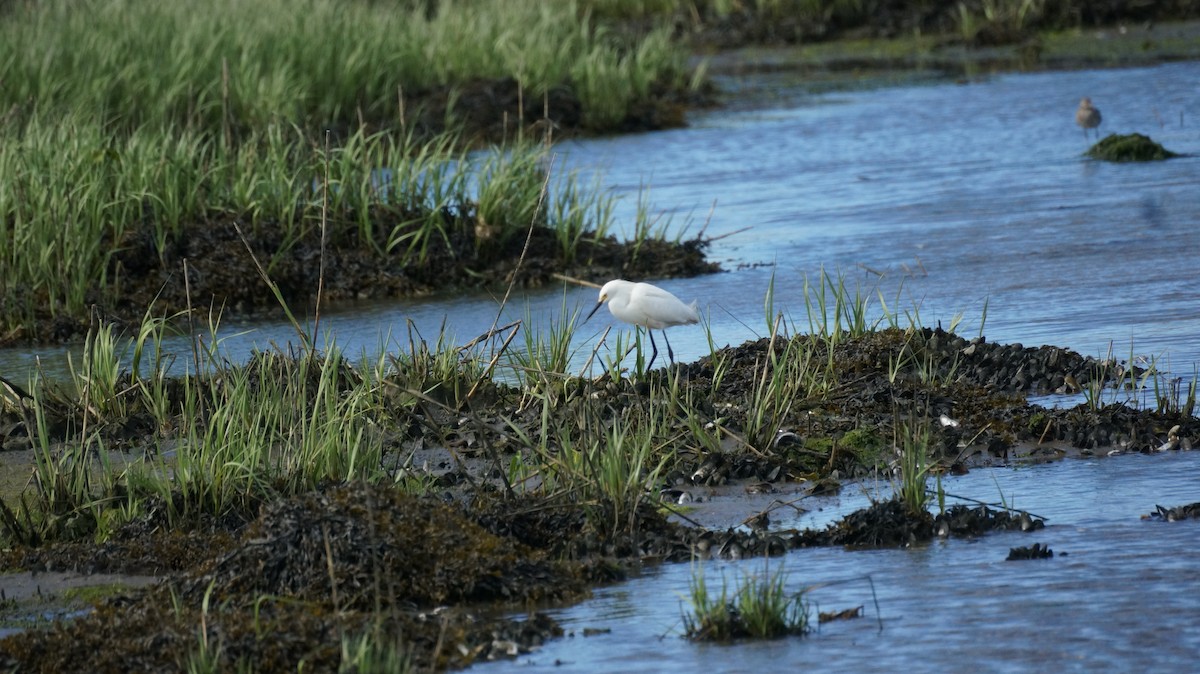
479;452;1200;673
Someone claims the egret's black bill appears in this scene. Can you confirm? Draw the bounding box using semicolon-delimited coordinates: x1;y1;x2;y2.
585;301;604;322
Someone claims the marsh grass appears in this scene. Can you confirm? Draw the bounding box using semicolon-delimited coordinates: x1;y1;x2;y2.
389;319;489;410
684;561;809;641
11;266;1182;565
511;298;584;392
0;120;649;337
954;0;1046;45
0;0;690;137
548;171;618;264
803;268;882;344
742;327;817;454
178;581;224;674
24;397;127;543
531;393;673;537
1154;366;1198;417
0;0;698;339
2;307;417;540
3;269;695;544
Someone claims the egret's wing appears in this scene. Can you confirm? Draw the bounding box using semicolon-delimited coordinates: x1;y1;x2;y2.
631;283;699;329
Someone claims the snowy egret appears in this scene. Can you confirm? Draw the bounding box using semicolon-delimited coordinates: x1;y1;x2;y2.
1076;97;1102;140
585;279;699;371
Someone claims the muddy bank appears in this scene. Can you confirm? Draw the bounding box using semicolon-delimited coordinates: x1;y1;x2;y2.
3;327;1194;480
391;75;704;145
667;0;1200;49
2;213;718;347
699;19;1200;102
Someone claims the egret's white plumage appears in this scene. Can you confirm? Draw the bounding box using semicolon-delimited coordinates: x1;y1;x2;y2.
1076;97;1102;140
586;279;699;371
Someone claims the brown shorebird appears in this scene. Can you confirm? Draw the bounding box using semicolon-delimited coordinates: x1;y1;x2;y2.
1076;97;1102;140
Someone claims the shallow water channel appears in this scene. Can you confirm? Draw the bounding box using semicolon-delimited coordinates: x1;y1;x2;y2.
480;451;1200;673
2;62;1199;382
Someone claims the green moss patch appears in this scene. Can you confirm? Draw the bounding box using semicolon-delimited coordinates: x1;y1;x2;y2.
1086;133;1180;162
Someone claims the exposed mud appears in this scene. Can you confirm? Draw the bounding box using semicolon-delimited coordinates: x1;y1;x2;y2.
0;482;1042;671
0;485;585;672
1006;542;1055;560
0;571;158;639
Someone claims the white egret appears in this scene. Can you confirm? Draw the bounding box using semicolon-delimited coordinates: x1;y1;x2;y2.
1076;97;1102;140
585;279;699;371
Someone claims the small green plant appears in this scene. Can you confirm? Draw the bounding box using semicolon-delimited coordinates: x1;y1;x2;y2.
742;337;814;454
182;581;223;674
625;184;674;261
1148;356;1197;417
600;328;648;379
510;297;582;392
895;422;932;516
802;268;883;346
66;320;131;423
474;144;549;250
538;402;671;537
339;632;413;674
549;170;615;263
388;320;487;409
704;319;731;395
915;337;961;387
955;0;1045;46
683;561;809;641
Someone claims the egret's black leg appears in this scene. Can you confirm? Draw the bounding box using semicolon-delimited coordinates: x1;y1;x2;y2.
646;329;659;372
662;331;677;366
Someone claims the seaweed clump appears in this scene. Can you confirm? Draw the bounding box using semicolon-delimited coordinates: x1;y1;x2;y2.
0;483;585;672
179;483;586;607
1085;133;1179;162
